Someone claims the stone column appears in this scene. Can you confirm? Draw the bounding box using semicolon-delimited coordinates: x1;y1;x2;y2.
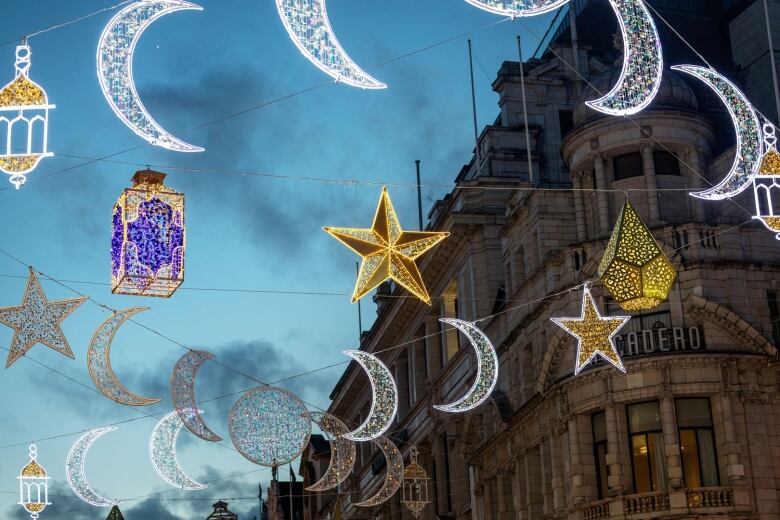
660;394;683;489
568;415;586;505
719;393;745;485
686;146;707;222
605;405;625;494
550;430;566;514
641;145;661;224
572;173;588;241
513;455;528;520
594;154;611;234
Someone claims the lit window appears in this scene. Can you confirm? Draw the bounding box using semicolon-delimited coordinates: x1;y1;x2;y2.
676;398;719;488
627;402;667;492
592;412;608;499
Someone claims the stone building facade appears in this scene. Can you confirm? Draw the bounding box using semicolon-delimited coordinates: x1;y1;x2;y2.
304;1;780;519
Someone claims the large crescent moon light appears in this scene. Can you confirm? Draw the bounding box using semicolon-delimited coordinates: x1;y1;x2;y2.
463;0;570;17
306;412;356;492
171;350;222;442
149;410;207;490
434;319;498;413
87;307;161;406
275;0;386;89
342;350;398;442
65;428;122;507
585;0;663;116
97;0;204;152
354;435;403;507
672;65;764;200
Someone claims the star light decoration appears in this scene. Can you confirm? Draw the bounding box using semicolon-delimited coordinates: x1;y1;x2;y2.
325;187;449;304
112;170;185;298
18;444;50;520
752;123;780;239
0;41;55;189
598;201;676;311
551;286;630;375
0;269;86;368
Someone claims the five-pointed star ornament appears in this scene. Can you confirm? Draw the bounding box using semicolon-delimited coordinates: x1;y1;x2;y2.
324;187;449;305
0;268;87;368
551;286;631;375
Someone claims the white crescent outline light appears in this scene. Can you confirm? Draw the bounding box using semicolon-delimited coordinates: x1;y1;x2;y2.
585;0;663;116
97;0;204;152
65;427;122;507
171;350;222;442
433;319;498;413
87;307;161;407
463;0;570;17
343;350;398;442
671;65;764;200
306;412;356;492
275;0;386;89
354;435;403;507
149;410;207;491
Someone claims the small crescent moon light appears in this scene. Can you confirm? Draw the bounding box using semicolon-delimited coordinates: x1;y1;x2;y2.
276;0;386;89
306;412;356;492
672;65;764;200
65;427;122;507
463;0;570;17
171;350;222;442
354;435;403;507
434;319;498;413
97;0;204;152
585;0;663;116
87;307;161;406
149;410;207;491
342;350;398;442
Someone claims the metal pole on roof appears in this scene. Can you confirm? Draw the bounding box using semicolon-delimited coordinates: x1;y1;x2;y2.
763;0;780;121
517;35;535;185
415;160;424;230
468;40;481;170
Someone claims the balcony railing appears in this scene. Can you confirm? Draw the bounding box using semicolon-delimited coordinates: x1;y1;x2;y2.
686;487;735;508
582;500;610;520
623;491;670;515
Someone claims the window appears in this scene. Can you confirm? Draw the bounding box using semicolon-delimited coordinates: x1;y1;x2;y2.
614;153;643;181
627;402;667;492
676;398;719;488
654;151;681;176
768;291;780;346
592;412;608;499
559;110;574;137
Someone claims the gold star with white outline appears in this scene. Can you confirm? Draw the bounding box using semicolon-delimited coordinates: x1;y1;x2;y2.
0;268;86;368
325;187;449;304
551;286;630;375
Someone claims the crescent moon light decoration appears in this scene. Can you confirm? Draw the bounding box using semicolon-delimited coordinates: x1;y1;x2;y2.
97;0;205;152
354;435;403;507
228;386;311;467
463;0;570;17
671;65;763;200
149;410;207;490
433;319;498;413
585;0;663;116
306;412;356;492
343;350;398;442
275;0;386;89
87;307;161;406
171;350;222;442
65;428;121;507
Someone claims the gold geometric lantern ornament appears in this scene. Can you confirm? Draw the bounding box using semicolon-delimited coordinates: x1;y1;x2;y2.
598;201;676;311
112;170;185;297
18;444;50;519
753;123;780;239
0;40;55;190
401;447;429;518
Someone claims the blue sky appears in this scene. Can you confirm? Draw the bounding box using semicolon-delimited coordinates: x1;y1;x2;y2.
0;1;555;518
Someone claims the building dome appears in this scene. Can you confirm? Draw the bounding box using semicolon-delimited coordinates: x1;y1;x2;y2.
0;74;47;108
573;68;698;126
20;459;46;478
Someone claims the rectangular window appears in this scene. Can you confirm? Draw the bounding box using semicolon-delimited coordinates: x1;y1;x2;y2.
613;152;643;181
676;398;719;488
654;151;681;176
592;412;608;499
627;401;667;492
559;110;574;137
768;291;780;346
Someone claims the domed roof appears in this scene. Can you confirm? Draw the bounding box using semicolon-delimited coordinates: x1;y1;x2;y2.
0;74;47;108
573;68;698;126
21;459;47;478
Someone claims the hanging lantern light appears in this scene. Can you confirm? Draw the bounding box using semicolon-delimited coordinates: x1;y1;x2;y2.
401;447;429;518
18;444;50;519
598;200;676;311
111;170;185;298
0;39;55;190
753;123;780;239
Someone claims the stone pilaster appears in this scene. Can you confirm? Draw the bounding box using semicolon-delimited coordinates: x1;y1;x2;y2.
641;145;661;224
593;154;611;234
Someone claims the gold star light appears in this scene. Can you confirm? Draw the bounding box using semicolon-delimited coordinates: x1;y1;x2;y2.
0;269;86;368
551;286;630;375
325;187;449;304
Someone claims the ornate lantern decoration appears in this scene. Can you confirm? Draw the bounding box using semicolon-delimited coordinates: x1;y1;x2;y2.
18;444;50;519
598;201;676;311
105;506;125;520
0;40;55;189
401;447;429;518
112;170;185;298
205;500;238;520
753;123;780;239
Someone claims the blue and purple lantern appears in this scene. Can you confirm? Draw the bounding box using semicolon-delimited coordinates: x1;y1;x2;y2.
111;170;185;297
